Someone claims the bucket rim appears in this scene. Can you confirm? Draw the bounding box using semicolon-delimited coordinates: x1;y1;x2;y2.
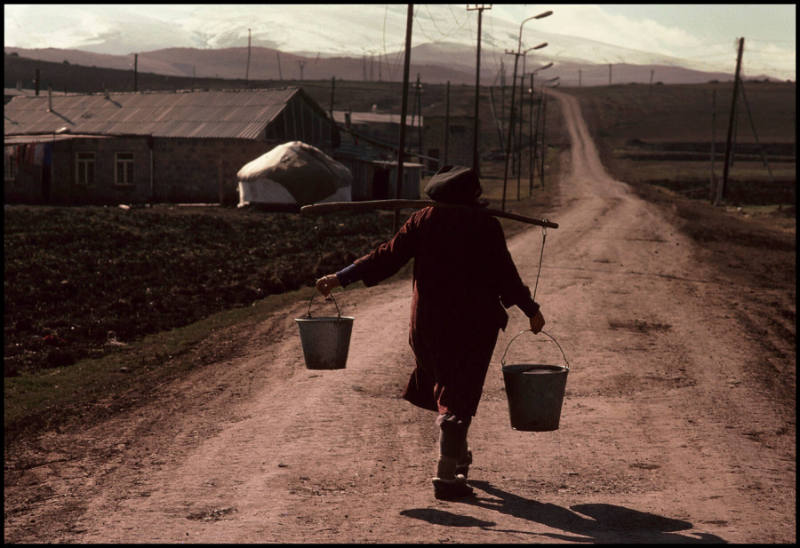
502;363;568;374
295;316;355;322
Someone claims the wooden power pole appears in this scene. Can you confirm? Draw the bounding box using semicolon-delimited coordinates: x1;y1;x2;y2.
444;80;450;166
717;37;745;205
467;4;490;175
709;87;717;202
246;28;251;83
394;4;414;232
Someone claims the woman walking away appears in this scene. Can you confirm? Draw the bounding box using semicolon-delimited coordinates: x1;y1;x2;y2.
315;165;546;500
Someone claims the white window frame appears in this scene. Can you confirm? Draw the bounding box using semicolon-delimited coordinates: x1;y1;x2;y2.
75;151;96;187
114;152;134;186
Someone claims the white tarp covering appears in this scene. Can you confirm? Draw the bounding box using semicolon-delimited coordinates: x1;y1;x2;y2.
237;141;352;208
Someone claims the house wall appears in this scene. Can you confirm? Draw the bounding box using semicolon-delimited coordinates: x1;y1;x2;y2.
63;137;152;204
153;138;272;204
4;137;152;205
5;144;45;203
424;116;475;169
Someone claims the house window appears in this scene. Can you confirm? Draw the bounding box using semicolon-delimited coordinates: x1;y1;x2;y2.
75;152;96;186
4;147;19;182
115;152;134;186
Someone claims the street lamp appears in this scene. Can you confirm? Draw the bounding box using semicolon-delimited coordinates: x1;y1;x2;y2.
527;62;553;195
516;43;549;198
502;10;552;211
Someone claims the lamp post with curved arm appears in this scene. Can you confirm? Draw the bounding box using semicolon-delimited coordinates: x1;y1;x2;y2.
528;61;553;193
516;44;547;199
538;77;560;188
501;9;552;211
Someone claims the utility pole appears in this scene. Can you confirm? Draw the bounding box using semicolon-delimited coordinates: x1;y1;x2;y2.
245;28;251;83
502;47;521;210
532;92;541;190
608;63;612;86
540;91;548;187
517;73;525;200
444;80;450;166
489;87;505;149
739;79;774;181
467;3;491;175
415;74;423;159
500;59;506;132
329;76;336;119
528;73;534;194
394;4;414;232
709;87;717;202
133;53;138;92
501;8;553;210
276;52;283;80
717;37;744;205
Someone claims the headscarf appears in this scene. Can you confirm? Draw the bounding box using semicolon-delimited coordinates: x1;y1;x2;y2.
424;165;485;206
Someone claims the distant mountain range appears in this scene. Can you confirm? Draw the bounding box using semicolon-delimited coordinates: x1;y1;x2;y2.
6;43;763;88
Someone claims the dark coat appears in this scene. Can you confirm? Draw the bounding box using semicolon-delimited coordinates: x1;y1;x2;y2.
350;205;538;417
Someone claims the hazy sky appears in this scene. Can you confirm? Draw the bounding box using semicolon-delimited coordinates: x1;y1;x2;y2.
4;4;796;80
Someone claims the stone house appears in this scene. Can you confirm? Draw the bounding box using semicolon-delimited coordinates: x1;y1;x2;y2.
3;87;339;205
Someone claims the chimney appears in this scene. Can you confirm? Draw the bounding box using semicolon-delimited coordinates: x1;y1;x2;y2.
47;86;52;112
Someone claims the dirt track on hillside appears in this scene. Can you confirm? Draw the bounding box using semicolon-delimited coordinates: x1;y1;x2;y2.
4;90;795;544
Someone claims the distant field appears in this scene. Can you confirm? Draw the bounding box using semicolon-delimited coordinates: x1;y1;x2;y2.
565;81;796;205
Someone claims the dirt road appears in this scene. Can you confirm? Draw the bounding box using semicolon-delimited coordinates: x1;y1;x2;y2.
4;91;795;544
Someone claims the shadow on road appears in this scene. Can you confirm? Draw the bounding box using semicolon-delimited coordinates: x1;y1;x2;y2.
401;480;727;544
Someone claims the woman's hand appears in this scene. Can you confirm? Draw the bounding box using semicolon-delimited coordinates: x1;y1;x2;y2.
315;274;340;297
529;309;545;334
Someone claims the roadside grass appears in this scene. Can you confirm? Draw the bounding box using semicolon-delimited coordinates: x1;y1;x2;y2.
4;285;313;447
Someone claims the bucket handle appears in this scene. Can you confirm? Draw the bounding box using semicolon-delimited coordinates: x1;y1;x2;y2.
305;291;343;319
501;329;570;370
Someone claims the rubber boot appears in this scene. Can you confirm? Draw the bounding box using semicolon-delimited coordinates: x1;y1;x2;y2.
455;447;472;478
432;456;474;500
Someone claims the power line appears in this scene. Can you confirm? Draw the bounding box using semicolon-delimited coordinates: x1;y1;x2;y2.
746;37;796;43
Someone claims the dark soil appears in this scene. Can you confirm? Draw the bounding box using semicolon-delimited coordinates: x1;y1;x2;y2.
3;204;397;377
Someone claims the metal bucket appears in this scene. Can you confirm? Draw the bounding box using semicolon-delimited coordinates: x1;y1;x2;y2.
295;292;354;370
501;330;570;431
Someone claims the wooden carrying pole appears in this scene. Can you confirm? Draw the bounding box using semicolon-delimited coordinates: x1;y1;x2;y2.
301;200;559;229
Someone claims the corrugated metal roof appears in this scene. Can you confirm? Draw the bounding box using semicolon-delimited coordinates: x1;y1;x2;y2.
4;88;302;139
4;133;110;145
4;88;68;97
